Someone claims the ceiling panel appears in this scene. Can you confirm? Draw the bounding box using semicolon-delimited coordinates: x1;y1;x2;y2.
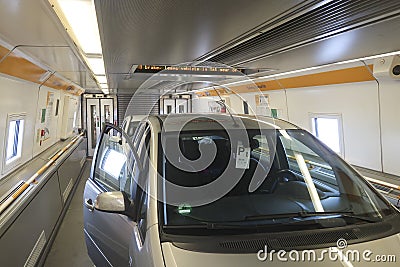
207;0;400;65
14;45;98;90
240;16;400;73
0;0;67;46
0;0;101;93
17;46;82;72
95;0;303;76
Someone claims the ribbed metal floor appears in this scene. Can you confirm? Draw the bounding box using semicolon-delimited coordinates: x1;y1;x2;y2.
44;161;93;267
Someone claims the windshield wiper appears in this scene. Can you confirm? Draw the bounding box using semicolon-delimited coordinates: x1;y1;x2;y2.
245;211;381;223
163;222;261;230
298;211;381;223
163;212;381;232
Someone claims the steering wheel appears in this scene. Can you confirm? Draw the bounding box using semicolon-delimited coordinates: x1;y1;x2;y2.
275;168;297;182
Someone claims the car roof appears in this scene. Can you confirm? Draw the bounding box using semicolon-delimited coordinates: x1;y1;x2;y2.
147;113;299;132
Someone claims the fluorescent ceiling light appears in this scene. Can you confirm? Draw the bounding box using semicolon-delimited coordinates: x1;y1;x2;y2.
87;57;105;75
100;83;108;89
56;0;102;54
102;89;110;94
96;75;107;84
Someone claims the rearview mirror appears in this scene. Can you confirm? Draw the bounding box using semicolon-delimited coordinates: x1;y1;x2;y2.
94;191;135;218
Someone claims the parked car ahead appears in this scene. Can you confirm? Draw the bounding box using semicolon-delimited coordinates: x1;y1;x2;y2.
83;114;400;267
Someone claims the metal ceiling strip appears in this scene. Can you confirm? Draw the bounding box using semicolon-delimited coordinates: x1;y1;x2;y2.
195;0;334;62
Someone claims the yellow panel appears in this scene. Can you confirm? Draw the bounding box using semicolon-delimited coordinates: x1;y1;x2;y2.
278;65;375;89
199;65;375;96
0;46;47;83
0;45;10;60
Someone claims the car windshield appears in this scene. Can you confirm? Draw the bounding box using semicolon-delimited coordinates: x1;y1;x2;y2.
159;126;395;231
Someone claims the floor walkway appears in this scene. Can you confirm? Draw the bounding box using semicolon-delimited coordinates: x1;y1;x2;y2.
44;161;94;267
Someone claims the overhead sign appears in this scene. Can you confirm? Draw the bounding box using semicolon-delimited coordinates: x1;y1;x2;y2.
135;64;246;75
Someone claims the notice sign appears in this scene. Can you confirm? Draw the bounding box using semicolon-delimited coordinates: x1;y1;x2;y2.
236;142;250;169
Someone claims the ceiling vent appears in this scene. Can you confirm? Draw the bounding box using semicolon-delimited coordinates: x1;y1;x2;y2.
200;0;400;66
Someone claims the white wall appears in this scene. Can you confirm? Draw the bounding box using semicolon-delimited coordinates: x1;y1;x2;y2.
0;74;81;179
229;94;245;114
379;79;400;175
192;96;218;113
192;94;247;114
59;94;79;141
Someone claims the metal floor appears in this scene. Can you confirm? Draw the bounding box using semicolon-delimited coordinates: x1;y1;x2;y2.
44;161;93;267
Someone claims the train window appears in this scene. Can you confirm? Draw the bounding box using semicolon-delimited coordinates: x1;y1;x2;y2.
3;113;26;173
310;114;344;156
55;99;60;116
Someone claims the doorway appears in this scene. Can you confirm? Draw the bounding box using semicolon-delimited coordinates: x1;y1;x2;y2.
86;98;114;156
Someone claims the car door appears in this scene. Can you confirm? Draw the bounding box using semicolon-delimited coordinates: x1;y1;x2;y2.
83;123;141;266
129;125;157;267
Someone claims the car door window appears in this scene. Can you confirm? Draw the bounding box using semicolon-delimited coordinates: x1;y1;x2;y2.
138;127;150;166
93;125;140;198
133;123;147;149
135;126;151;242
136;182;149;242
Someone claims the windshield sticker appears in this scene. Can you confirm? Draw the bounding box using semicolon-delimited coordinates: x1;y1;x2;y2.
236;142;250;169
178;204;192;215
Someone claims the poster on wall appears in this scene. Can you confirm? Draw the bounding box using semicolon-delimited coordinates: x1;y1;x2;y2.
37;92;54;146
45;92;54;131
208;100;226;113
255;94;270;116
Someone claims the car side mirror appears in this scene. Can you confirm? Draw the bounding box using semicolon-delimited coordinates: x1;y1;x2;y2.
94;191;136;219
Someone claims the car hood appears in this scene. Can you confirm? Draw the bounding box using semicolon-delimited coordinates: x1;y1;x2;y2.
162;233;400;267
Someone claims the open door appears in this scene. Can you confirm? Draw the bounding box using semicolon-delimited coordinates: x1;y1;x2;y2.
100;98;114;127
86;98;115;156
83;123;140;266
86;98;101;156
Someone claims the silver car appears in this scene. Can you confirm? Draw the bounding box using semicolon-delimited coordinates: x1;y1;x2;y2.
83;114;400;266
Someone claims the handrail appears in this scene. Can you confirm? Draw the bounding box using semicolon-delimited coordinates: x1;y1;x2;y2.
286;154;400;198
0;132;84;214
363;176;400;191
287;154;332;170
